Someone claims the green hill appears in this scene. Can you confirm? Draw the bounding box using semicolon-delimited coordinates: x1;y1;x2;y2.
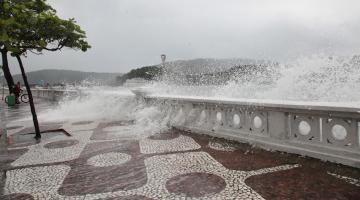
1;69;122;85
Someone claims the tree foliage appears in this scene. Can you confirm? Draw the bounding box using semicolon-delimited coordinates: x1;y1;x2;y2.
0;0;91;56
0;0;90;140
118;65;163;84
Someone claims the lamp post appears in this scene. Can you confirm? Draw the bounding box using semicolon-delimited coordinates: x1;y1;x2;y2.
160;54;167;81
161;54;166;67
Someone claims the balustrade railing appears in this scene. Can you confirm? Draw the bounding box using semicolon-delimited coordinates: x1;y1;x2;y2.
31;88;79;101
142;94;360;168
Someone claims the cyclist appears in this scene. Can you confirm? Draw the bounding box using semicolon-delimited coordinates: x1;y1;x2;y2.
14;82;22;104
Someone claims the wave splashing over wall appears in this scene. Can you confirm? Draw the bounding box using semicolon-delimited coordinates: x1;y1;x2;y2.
149;54;360;106
31;54;360;136
37;87;171;137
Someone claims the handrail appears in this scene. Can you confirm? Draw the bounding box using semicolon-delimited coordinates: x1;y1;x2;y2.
141;93;360;168
31;88;79;101
146;94;360;115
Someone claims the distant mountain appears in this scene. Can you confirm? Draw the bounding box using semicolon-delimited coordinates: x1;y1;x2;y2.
165;58;266;74
1;69;123;85
117;58;278;85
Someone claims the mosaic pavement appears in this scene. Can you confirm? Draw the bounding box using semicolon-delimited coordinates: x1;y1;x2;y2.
1;118;360;199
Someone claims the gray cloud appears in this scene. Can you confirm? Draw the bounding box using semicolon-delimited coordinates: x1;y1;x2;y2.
7;0;360;74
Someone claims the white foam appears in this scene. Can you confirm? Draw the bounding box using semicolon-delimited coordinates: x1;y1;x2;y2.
147;54;360;107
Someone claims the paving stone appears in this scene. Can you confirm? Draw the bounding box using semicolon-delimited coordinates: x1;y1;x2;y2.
91;121;135;141
11;131;92;167
166;172;226;197
208;140;237;152
59;140;147;196
140;135;201;154
87;152;131;167
0;193;34;200
44;140;79;149
0;148;28;170
0;120;359;200
245;165;360;200
148;131;180;140
190;133;300;171
4;165;71;196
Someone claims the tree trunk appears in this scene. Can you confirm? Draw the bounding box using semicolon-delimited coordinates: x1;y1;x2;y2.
15;55;41;139
1;49;15;93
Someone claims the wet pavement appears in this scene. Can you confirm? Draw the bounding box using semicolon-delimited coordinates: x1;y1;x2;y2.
0;99;55;123
0;102;360;199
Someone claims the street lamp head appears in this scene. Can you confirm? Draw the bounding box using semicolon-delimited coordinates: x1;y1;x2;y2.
161;54;166;63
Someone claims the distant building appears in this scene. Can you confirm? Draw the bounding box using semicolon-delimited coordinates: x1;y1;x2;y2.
37;80;45;87
124;78;148;87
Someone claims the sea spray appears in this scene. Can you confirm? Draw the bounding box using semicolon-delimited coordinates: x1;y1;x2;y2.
16;53;360;138
149;54;360;105
34;86;172;137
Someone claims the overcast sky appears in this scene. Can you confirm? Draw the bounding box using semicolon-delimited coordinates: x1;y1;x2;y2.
7;0;360;74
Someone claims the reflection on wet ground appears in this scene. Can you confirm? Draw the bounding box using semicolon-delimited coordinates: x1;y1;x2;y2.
1;99;56;123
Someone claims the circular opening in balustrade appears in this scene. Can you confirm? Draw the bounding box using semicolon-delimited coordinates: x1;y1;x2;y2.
233;114;241;126
331;124;347;140
216;112;222;123
298;121;311;136
253;116;262;129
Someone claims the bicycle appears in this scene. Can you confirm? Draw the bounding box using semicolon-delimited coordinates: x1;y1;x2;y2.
20;93;29;103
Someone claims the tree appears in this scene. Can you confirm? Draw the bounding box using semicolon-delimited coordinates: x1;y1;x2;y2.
0;65;5;100
0;0;15;92
0;65;3;98
118;65;163;85
0;0;90;139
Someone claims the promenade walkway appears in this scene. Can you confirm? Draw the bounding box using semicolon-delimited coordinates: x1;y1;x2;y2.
0;101;359;199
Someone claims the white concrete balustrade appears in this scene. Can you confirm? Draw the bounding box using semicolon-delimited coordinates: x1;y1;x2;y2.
32;88;79;101
1;88;77;101
22;88;360;168
141;94;360;168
